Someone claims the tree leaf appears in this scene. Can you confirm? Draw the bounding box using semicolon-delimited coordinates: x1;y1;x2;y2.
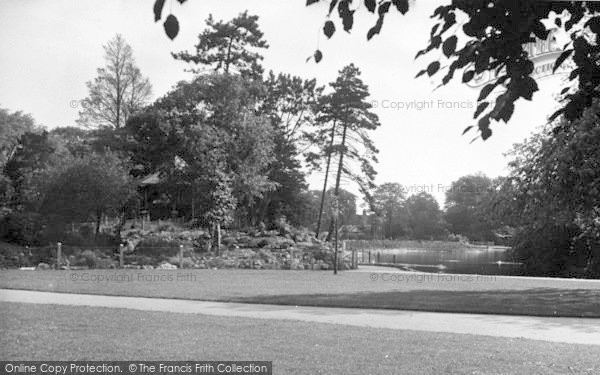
415;49;426;59
415;69;427;78
391;0;409;14
473;101;489;119
569;68;579;81
462;70;475;83
442;35;457;57
481;127;492;140
518;76;538;100
324;20;336;38
307;0;320;5
496;101;514;123
553;49;572;73
364;0;376;12
478;116;491;140
462;125;473;135
532;20;549;40
584;16;600;35
338;0;355;32
164;15;179;40
549;107;565;122
314;49;323;63
478;83;496;101
378;1;390;15
153;0;165;22
367;16;383;40
426;61;440;76
328;0;339;15
440;12;456;33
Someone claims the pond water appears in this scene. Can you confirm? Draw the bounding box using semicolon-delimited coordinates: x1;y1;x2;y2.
357;247;524;275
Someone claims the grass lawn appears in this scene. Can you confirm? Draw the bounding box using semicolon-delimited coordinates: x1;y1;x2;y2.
1;302;599;375
0;269;599;317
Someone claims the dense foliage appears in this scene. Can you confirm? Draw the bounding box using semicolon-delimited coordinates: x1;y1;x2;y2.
488;102;600;277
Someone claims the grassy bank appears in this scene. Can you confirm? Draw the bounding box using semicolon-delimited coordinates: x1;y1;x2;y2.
1;269;599;317
1;302;599;374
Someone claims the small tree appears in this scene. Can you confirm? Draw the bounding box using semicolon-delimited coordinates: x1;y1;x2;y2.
0;107;37;168
372;183;409;239
78;34;152;129
203;169;237;255
40;152;135;235
444;173;495;242
406;192;446;240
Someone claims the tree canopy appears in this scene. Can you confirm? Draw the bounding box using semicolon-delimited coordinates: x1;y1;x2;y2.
39;152;136;234
78;34;152;129
172;11;268;78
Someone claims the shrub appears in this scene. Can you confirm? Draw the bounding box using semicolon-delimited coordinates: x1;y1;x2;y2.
124;254;156;266
94;257;117;269
72;250;108;269
78;224;95;239
512;224;598;277
0;212;45;246
135;237;181;258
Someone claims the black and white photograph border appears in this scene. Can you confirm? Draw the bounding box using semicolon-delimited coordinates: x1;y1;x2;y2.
0;1;599;374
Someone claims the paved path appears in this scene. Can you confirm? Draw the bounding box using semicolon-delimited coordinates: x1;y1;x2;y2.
1;288;599;345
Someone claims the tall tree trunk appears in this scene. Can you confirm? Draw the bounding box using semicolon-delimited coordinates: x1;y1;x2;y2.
325;122;348;242
95;210;103;237
315;121;337;238
216;223;221;255
225;37;233;74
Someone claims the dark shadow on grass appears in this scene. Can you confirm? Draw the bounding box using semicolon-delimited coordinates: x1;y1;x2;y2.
228;288;600;318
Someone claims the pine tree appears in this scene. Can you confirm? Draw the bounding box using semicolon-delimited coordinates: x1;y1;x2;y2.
309;64;380;240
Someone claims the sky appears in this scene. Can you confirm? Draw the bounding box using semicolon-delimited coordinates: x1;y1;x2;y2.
0;0;570;207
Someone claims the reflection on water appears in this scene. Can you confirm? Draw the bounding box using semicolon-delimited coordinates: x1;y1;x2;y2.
357;247;523;275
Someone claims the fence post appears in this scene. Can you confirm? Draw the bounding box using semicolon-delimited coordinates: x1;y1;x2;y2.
377;252;380;263
56;242;62;268
369;251;371;264
179;244;184;269
119;244;124;268
393;254;396;264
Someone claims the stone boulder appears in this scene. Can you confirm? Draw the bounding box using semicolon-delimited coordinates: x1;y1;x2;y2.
156;262;177;269
36;262;50;270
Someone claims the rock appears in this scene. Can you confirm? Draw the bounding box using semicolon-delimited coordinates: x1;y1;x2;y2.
36;262;50;270
156;262;177;269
